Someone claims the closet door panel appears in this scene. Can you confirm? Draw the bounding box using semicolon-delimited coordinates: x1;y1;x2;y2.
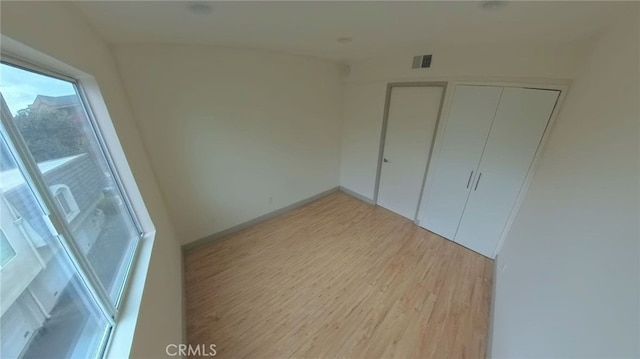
455;87;559;258
418;85;503;239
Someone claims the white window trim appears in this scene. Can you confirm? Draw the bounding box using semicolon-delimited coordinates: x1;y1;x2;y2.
50;184;80;222
1;35;158;359
0;228;17;268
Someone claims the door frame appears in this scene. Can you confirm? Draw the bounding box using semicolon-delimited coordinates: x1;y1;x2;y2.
418;80;570;258
373;81;448;223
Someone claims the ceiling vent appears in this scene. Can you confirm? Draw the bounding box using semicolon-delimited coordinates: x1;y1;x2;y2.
412;55;432;69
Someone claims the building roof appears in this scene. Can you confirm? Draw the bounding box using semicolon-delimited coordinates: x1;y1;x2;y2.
29;95;80;111
0;154;82;192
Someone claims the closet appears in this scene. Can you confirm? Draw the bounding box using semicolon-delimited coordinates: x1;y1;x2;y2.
418;85;559;258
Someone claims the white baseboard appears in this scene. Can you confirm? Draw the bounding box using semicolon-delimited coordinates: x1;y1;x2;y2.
183;186;341;251
338;186;375;204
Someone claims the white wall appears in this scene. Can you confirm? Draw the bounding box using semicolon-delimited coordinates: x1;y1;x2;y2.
340;43;587;200
339;82;387;199
491;6;639;358
113;45;343;243
0;2;184;358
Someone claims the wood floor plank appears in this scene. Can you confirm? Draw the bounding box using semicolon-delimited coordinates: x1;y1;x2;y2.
184;192;493;358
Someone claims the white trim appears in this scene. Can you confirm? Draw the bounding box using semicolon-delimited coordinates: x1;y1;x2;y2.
486;253;500;358
339;186;374;204
344;74;572;87
184;187;340;251
416;79;570;259
102;230;154;359
372;81;447;223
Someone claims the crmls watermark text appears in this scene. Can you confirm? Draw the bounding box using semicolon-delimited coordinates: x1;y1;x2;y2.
166;344;217;357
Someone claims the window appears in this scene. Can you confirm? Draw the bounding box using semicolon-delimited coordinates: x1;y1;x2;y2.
0;229;16;267
51;185;80;222
57;191;72;213
0;60;142;359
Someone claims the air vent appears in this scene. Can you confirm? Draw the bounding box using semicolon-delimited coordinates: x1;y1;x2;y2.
412;55;432;69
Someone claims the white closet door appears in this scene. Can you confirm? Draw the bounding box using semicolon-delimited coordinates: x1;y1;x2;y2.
377;86;442;220
418;85;503;239
455;88;559;258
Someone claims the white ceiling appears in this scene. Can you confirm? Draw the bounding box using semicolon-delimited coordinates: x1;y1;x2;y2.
75;1;624;61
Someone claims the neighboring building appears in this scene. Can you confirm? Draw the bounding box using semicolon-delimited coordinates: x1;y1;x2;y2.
24;95;82;121
0;149;108;358
17;94;110;176
0;139;13;172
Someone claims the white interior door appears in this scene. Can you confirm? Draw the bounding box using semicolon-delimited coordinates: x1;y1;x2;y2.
377;86;443;220
418;85;503;239
455;87;559;258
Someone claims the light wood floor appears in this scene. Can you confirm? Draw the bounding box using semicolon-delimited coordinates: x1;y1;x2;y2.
184;192;494;358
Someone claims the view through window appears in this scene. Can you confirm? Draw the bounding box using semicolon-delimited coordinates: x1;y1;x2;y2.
0;229;16;267
0;61;141;358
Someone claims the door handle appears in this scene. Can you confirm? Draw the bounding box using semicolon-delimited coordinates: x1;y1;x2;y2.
474;172;482;191
466;170;474;188
383;158;389;163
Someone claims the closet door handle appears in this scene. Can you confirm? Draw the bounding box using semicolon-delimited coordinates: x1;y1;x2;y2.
466;170;474;188
474;172;482;191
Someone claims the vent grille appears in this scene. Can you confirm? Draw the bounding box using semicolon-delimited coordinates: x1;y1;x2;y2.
412;55;432;69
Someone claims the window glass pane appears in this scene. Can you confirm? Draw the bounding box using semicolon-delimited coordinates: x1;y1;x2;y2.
0;230;17;267
0;134;110;359
0;63;140;305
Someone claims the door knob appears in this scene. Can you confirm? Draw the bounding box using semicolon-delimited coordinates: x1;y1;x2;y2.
383;158;389;163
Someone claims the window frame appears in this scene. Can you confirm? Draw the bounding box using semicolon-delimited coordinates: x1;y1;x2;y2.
0;54;150;359
0;228;17;268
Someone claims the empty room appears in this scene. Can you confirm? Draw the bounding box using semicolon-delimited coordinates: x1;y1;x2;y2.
0;1;638;358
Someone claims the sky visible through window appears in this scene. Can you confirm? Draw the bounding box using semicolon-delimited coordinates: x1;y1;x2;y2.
0;63;76;115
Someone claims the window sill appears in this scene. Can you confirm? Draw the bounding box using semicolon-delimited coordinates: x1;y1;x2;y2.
103;230;156;359
65;210;80;223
